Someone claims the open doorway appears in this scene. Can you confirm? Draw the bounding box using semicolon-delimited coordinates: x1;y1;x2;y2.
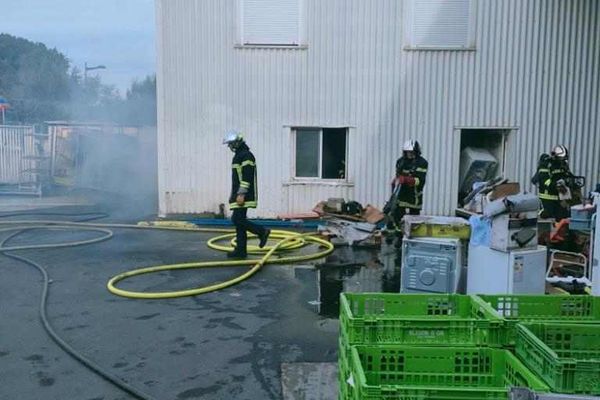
458;129;510;206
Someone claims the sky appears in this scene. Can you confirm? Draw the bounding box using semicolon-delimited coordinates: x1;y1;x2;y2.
0;0;156;94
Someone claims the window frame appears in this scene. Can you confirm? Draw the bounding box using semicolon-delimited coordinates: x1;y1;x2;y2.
403;0;477;51
237;0;307;49
292;127;349;182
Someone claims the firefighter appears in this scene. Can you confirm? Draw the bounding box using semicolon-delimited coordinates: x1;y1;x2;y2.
223;131;270;258
386;140;428;245
531;144;571;221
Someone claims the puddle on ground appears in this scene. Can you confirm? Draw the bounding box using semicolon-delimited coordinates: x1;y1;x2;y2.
294;244;401;319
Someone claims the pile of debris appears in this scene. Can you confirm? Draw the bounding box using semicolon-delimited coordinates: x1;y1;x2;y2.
462;178;520;214
286;198;386;247
312;198;384;224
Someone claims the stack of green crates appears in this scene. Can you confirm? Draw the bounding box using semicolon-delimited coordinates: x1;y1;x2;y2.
340;293;504;349
345;345;548;400
477;295;600;346
515;323;600;395
338;293;549;399
477;295;600;395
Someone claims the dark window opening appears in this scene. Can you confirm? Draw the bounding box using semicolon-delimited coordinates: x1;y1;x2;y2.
322;128;346;179
294;127;348;180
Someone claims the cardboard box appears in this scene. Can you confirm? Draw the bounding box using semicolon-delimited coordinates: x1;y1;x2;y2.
489;183;521;201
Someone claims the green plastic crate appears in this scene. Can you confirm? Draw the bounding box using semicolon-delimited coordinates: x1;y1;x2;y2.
340;293;504;348
477;295;600;345
339;339;349;400
342;345;549;400
515;323;600;395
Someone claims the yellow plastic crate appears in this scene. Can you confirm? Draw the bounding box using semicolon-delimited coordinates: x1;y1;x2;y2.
403;215;471;240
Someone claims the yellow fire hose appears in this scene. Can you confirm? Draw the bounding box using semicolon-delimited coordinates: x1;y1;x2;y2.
108;229;334;299
0;220;334;299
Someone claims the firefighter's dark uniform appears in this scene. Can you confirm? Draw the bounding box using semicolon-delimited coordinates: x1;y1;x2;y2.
229;143;266;256
389;155;429;233
532;157;570;220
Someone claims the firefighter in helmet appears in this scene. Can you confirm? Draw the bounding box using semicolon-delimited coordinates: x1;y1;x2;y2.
531;144;571;220
223;131;270;258
386;140;428;245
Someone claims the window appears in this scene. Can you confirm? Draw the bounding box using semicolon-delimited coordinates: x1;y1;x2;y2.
294;128;347;180
405;0;476;50
241;0;301;46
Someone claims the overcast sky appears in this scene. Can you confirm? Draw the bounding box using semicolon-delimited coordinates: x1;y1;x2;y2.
1;0;156;94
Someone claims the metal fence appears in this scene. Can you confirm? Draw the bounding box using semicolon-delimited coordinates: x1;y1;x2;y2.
0;125;36;185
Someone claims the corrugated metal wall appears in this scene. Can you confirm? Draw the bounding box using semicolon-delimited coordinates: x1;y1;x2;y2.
283;182;355;216
157;0;599;217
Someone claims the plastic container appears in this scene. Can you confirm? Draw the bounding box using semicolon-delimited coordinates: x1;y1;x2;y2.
570;205;595;232
341;345;549;400
515;323;600;394
477;295;600;346
340;293;503;349
338;339;350;400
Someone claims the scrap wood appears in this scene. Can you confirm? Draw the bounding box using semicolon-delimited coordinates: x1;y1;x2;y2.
277;211;321;220
323;212;365;222
312;201;326;216
488;182;520;201
314;200;383;224
363;204;385;224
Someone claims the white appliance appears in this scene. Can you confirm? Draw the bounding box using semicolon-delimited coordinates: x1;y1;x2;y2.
401;238;463;294
467;245;547;295
490;212;539;252
459;147;498;195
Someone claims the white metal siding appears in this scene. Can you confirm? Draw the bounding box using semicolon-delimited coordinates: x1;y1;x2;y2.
283;182;354;215
157;0;600;218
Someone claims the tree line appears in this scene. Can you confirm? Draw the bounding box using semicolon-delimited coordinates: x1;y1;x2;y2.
0;33;156;126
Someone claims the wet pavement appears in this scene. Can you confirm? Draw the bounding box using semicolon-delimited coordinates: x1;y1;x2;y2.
0;202;401;400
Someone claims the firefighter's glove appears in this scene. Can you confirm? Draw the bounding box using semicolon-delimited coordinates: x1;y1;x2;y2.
236;194;245;206
556;179;567;194
398;176;416;186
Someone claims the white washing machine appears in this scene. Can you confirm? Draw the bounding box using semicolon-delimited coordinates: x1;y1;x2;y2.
401;238;463;294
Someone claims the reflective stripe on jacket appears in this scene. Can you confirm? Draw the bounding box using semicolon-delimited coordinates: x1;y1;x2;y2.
229;146;258;209
395;156;428;209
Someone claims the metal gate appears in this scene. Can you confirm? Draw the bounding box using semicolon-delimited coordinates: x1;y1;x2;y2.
0;125;45;195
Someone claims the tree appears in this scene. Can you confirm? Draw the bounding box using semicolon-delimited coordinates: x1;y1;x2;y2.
0;34;156;126
68;66;124;123
0;33;70;123
123;75;156;126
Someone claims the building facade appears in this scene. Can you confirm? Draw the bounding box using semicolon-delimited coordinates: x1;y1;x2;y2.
156;0;599;217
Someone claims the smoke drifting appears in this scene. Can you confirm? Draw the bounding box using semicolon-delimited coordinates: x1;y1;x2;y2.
0;34;159;216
